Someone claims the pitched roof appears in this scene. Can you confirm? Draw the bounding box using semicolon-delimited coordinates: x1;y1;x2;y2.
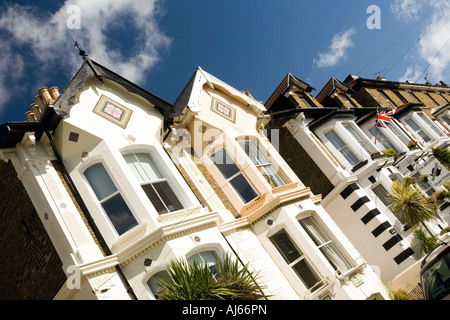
0;58;175;149
53;58;174;119
173;67;266;117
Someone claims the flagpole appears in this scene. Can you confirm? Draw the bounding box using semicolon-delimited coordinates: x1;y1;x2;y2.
374;109;378;147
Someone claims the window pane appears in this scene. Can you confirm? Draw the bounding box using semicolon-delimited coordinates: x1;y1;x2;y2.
142;184;168;215
188;251;220;277
325;130;346;149
101;193;138;235
344;123;376;154
125;152;184;214
153;181;184;212
229;174;258;203
210;149;240;179
125;153;163;182
300;217;329;246
406;118;431;142
389;122;410;145
270;229;301;264
258;165;287;187
292;259;321;290
147;270;170;299
418;113;444;137
84;163;117;201
136;153;164;181
239;139;287;187
124;154;146;183
319;243;352;272
300;217;352;272
372;184;391;207
325;130;360;165
369;126;399;153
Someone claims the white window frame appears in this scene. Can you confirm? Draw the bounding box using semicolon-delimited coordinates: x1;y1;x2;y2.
146;269;170;300
405;116;432;143
343;122;377;155
369;125;401;153
237;136;288;188
371;182;391;207
298;215;353;274
269;228;324;293
83;162;139;236
209;147;259;204
324;128;361;167
124;152;185;215
389;120;413;146
416;112;445;138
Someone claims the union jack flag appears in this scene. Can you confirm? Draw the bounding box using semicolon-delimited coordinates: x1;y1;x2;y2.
375;109;394;128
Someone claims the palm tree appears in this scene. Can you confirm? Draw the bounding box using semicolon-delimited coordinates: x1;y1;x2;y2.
156;254;267;300
387;179;437;239
412;228;438;255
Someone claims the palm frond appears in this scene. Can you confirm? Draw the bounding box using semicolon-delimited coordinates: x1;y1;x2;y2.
156;253;268;300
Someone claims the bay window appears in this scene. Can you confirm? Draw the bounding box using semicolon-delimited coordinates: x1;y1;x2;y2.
84;163;138;235
416;112;444;137
389;121;411;146
299;216;352;273
324;129;360;166
210;148;258;203
344;123;377;155
238;137;287;188
124;152;184;215
405;117;431;142
270;229;323;292
369;126;400;153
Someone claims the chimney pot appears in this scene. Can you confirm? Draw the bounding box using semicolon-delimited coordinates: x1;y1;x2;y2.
49;86;60;100
38;87;55;105
29;103;41;119
25;111;37;122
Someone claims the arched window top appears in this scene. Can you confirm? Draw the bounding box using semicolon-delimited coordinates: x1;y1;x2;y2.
147;270;170;299
187;250;221;279
84;162;138;235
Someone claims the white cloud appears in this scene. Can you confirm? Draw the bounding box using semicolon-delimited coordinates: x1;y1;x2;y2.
394;0;450;83
390;0;423;21
0;1;171;114
313;28;357;68
399;66;423;82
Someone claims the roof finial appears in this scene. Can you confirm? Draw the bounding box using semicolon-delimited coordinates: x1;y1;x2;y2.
68;34;87;58
67;34;103;82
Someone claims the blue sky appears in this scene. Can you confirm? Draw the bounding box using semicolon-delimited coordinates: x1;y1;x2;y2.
0;0;449;123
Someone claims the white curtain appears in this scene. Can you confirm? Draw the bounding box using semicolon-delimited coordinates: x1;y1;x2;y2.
300;217;352;273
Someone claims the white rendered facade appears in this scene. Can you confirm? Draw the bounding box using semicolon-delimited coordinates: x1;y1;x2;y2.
266;74;449;283
0;61;390;300
169;67;389;300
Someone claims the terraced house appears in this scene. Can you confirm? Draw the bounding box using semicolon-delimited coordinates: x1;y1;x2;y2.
0;58;389;300
265;73;449;284
168;67;388;300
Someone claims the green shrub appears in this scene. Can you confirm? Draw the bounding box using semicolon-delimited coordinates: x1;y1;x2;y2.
392;290;410;300
432;148;450;171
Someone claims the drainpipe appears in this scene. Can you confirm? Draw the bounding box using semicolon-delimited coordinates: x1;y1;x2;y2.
42;127;138;300
220;232;268;300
